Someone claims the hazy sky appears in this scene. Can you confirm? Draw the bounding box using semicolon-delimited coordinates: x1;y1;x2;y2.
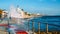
0;0;60;15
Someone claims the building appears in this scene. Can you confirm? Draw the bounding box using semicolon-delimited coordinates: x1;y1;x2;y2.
9;5;36;19
9;5;25;18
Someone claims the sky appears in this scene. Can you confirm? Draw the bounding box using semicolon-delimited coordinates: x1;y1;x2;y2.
0;0;60;15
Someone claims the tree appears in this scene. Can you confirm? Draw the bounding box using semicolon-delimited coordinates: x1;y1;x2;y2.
25;12;27;15
28;14;31;16
0;9;3;18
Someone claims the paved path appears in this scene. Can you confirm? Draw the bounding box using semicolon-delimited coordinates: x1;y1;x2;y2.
0;30;8;34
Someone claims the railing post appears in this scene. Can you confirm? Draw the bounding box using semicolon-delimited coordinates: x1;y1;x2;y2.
46;23;48;34
38;22;40;34
32;21;34;34
28;20;29;32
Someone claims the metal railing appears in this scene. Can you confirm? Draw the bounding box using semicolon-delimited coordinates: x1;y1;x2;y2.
27;20;60;34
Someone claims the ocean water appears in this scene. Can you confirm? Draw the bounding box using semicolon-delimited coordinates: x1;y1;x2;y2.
29;16;60;31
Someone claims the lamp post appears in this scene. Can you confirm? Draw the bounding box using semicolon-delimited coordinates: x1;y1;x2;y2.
7;17;10;34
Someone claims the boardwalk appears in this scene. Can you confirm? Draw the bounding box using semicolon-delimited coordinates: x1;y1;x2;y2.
0;30;8;34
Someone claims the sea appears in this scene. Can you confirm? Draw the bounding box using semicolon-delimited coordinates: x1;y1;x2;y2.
29;16;60;32
0;16;60;32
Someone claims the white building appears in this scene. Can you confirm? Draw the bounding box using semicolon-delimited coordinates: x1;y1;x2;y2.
9;5;25;18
